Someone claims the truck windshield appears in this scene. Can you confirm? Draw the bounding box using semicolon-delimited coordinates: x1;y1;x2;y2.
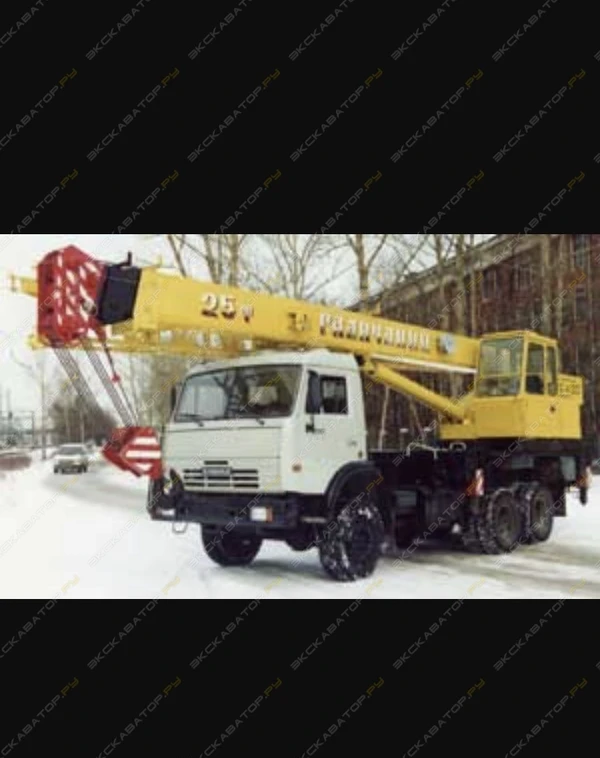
477;338;524;397
59;446;85;455
175;365;301;421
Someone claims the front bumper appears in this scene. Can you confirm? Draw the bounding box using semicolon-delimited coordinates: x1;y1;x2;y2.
148;482;302;530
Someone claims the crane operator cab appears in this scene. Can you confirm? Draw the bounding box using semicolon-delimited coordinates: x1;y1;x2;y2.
440;331;584;443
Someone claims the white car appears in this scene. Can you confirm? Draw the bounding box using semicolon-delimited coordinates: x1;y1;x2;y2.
54;444;90;474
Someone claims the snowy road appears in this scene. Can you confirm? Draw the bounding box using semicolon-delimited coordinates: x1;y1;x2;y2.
1;457;600;599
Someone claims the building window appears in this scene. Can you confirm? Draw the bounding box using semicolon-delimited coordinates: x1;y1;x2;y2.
482;269;497;300
562;294;572;329
573;235;589;269
574;285;587;322
515;263;531;291
531;298;542;329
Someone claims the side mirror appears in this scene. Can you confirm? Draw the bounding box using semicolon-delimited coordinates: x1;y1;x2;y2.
306;372;322;415
170;383;182;413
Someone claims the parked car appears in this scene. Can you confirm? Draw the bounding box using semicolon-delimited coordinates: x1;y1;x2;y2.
54;444;90;474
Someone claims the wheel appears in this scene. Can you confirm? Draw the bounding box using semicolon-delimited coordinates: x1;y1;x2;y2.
201;527;262;567
461;489;524;555
286;525;316;552
523;485;554;543
480;489;524;554
318;495;384;582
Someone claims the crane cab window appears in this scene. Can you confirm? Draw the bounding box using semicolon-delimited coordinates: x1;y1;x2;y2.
525;343;545;395
547;346;558;396
477;338;523;397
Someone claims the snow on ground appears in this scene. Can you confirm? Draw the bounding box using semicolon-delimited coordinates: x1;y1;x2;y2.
1;459;600;599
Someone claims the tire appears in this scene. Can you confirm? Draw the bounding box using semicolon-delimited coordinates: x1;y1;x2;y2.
201;527;262;567
480;488;524;554
286;525;315;552
523;485;554;543
318;495;384;582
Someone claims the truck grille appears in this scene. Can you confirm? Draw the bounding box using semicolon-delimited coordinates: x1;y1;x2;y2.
183;460;260;490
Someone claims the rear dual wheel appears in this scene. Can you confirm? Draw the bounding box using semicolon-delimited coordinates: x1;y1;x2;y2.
462;485;554;554
520;484;554;543
462;489;523;555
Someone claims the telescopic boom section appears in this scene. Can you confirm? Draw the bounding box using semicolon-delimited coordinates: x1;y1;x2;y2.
37;247;480;375
96;259;480;372
95;258;478;420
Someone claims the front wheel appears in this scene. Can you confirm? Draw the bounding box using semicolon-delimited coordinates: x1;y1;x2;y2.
201;527;263;567
319;497;384;582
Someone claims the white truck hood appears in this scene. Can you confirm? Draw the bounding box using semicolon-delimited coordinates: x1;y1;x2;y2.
163;424;283;493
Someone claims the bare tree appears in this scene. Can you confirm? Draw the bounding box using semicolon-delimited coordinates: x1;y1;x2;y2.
166;234;189;277
370;237;429;449
538;234;553;336
555;234;568;340
149;234;250;285
343;234;390;308
243;234;345;301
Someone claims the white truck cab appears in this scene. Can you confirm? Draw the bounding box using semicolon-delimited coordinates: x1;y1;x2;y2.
163;349;367;497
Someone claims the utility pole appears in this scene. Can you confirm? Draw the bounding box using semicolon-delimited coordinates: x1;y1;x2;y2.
40;360;47;461
79;401;86;444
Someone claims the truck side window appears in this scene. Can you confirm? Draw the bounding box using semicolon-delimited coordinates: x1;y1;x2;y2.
321;377;348;414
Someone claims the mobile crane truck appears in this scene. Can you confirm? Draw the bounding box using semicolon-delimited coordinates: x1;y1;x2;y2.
36;246;591;581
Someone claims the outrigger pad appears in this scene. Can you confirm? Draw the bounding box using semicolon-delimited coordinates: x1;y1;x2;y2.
102;427;163;479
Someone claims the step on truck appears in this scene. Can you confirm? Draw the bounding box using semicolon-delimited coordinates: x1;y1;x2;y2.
35;246;592;581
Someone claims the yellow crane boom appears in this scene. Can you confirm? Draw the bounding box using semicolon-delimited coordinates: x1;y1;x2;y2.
123;268;479;420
